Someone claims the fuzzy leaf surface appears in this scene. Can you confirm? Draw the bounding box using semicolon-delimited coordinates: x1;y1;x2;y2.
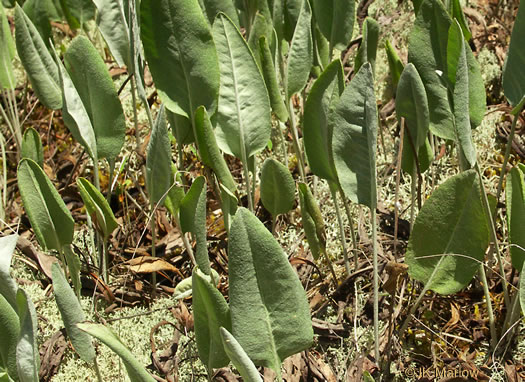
260;158;295;217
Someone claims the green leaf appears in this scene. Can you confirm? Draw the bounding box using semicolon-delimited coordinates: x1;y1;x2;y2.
447;20;476;169
21;128;44;168
396;63;431;175
220;183;238;233
22;0;52;48
268;0;284;43
77;323;156;382
192;268;231;370
164;164;185;219
92;0;130;68
64;36;126;161
213;13;272;160
55;49;98;161
260;158;295;217
312;0;355;51
0;294;19;380
14;5;61;109
506;166;525;270
140;0;220;117
283;0;301;42
385;39;404;90
259;36;288;121
448;0;471;41
0;234;19;309
228;208;313;377
77;178;118;240
167;111;195;145
63;245;81;300
355;17;379;74
406;169;489;294
313;24;330;70
304;59;344;184
200;0;239;26
502;0;525;110
298;182;325;260
15;288;40;382
59;0;95;29
194;106;237;193
0;3;15;90
286;0;312;99
174;268;219;300
179;176;210;275
219;327;263;382
465;44;486;128
51;263;95;364
332;63;378;209
146;105;172;206
17;159;74;252
247;13;272;65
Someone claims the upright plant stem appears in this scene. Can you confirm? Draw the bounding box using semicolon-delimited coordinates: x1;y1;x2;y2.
242;161;254;212
495;109;522;203
475;163;510;309
0;131;6;226
410;166;417;230
130;76;141;150
101;240;108;282
329;183;350;274
478;264;497;350
371;207;380;363
340;189;359;268
287;98;306;181
151;209;157;297
106;160;115;205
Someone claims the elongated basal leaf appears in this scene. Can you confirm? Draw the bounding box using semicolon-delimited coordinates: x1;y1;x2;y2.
146;105;172;206
21;127;44;168
354;17;380;74
213;13;272;160
298;182;325;260
228;208;313;377
0;293;19;380
200;0;239;26
140;0;219;117
220;327;263;382
286;0;313;99
385;39;404;90
332;63;378;209
506;166;525;270
304;59;344;184
52;263;96;364
0;234;19;310
502;0;525;111
64;36;126;161
15;5;61;109
312;0;355;52
77;323;155;382
406;169;489;294
17;159;74;252
192;268;231;370
259;36;288;122
0;3;15;90
260;158;295;217
77;178;118;240
194;106;237;193
92;0;130;68
16;289;40;382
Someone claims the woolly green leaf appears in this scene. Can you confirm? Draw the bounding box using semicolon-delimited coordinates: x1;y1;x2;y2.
406;169;489;294
59;0;95;29
22;0;52;48
283;0;301;42
286;0;312;98
332;63;378;209
247;13;272;65
506;166;525;271
502;0;525;111
213;13;271;160
447;20;476;169
298;182;325;260
164;164;185;219
14;5;61;109
21;128;44;168
304;59;344;184
77;177;118;240
17;159;74;252
448;0;471;41
64;36;126;161
385;39;404;90
0;234;18;309
220;327;263;382
260;158;295;217
228;208;313;377
220;183;238;233
0;3;15;90
174;268;219;300
194;106;236;193
140;0;219;117
62;245;81;300
179;176;210;275
259;36;288;121
52;263;95;364
15;289;40;382
55;49;98;161
146;106;172;206
92;0;130;68
192;268;231;370
200;0;239;26
77;323;156;382
355;17;379;74
0;294;19;380
312;0;355;51
167;111;195;145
